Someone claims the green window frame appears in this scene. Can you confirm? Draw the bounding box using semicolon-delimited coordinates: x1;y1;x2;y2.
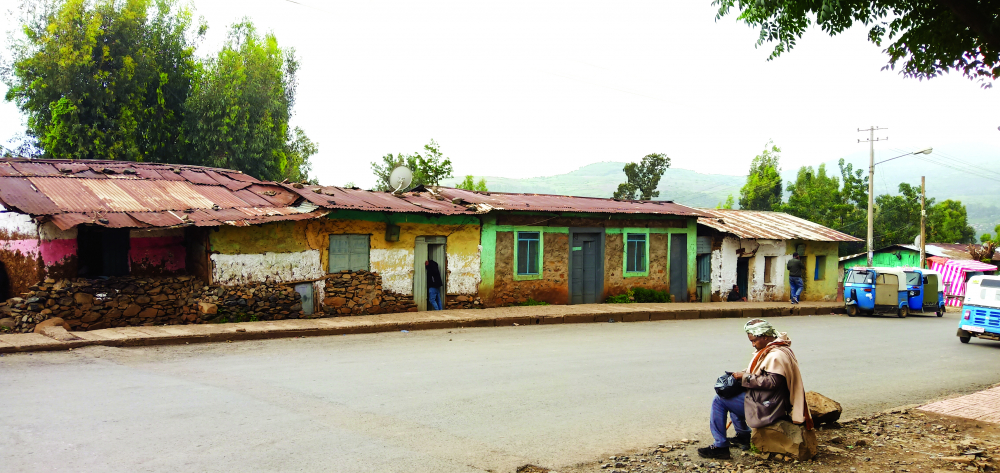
624;231;649;277
513;230;543;281
329;234;370;273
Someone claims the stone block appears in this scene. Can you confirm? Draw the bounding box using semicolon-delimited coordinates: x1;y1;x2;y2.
564;314;599;324
751;420;817;461
123;304;142;318
73;292;94;305
34;317;70;332
135;296;152;304
797;306;817;316
138;308;159;319
742;309;763;319
38;325;82;342
649;312;677;321
674;310;699;320
81;311;102;323
198;302;218;315
805;391;843;425
622;312;650;322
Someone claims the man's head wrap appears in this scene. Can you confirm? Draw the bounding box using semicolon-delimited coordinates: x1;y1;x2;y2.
744;318;778;338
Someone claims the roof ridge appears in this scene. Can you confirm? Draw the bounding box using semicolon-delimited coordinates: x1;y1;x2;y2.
0;157;249;175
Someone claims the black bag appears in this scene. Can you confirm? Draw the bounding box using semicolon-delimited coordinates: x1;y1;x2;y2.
714;372;746;399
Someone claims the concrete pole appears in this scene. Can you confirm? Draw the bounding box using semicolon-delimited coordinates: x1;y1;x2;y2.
867;127;875;267
920;176;926;268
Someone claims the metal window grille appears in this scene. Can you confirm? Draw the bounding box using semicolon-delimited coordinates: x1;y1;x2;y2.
626;233;647;273
517;232;540;275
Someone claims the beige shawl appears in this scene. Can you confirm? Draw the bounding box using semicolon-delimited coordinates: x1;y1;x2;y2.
745;332;813;429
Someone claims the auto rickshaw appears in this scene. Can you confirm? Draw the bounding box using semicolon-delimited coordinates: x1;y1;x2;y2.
914;268;946;317
957;275;1000;343
844;266;910;317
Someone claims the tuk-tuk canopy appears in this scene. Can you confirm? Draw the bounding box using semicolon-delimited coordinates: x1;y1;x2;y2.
964;275;1000;309
847;267;909;291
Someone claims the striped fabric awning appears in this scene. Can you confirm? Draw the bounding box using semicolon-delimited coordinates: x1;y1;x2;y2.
928;258;999;306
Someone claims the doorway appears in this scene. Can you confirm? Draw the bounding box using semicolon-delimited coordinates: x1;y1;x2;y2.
77;226;130;277
414;236;447;311
736;257;750;301
570;231;602;304
669;233;688;302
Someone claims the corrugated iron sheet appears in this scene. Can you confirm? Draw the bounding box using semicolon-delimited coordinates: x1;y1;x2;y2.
0;178;62;214
434;187;706;216
697;208;861;242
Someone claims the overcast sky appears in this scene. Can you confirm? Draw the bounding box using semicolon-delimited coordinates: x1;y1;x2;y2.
1;0;997;189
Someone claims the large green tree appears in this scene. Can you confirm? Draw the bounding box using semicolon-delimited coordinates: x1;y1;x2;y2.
714;0;1000;84
872;183;924;248
782;164;853;229
927;199;977;243
371;140;454;191
613;153;670;201
4;0;202;161
456;175;488;192
182;22;314;182
738;141;782;211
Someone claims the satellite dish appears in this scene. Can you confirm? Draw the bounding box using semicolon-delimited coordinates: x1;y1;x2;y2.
913;235;921;247
388;166;413;194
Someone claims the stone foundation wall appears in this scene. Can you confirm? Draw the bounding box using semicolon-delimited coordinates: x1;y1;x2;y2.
322;270;481;315
1;270;484;333
0;276;306;333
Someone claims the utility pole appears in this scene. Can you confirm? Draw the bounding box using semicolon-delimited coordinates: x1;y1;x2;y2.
858;126;888;267
920;176;926;268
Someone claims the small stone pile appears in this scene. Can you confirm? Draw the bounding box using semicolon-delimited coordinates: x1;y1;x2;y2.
323;270;481;315
195;283;304;323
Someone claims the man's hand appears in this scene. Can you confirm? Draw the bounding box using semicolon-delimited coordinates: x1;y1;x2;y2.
732;371;746;380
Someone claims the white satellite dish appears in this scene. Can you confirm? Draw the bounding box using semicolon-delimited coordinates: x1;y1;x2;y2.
913;234;921;247
388;166;413;194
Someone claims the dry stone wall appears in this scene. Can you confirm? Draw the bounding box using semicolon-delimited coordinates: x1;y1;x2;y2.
0;270;484;333
323;269;481;315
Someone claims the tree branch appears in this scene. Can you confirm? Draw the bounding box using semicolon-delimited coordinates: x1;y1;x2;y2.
933;0;1000;54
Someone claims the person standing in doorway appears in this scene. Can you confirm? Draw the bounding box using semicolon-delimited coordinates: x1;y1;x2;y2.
425;259;444;310
787;253;804;304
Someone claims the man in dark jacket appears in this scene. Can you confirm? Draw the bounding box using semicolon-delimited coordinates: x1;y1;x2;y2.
727;284;746;302
786;253;804;304
425;260;443;310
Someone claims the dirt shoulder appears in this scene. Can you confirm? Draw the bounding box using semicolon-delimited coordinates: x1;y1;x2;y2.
523;393;1000;473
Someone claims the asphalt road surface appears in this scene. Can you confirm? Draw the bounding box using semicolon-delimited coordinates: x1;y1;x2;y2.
2;312;999;473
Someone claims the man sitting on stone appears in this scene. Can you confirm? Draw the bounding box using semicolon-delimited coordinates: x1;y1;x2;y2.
697;319;812;459
727;284;746;302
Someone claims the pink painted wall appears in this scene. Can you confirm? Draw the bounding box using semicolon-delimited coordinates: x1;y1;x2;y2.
40;239;76;267
130;235;186;273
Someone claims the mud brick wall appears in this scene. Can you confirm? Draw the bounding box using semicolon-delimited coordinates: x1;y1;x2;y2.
0;276;306;333
322;270;480;315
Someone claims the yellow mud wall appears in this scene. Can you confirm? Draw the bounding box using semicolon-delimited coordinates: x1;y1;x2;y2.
784;240;840;301
209;217;481;295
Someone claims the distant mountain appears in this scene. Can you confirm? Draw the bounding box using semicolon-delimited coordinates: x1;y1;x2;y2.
442;162;745;209
443;142;1000;235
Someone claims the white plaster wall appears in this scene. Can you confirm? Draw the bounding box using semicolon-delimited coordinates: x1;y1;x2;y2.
711;237;790;301
0;212;39;239
38;221;76;241
211;250;325;286
446;251;480;295
371;248;414;295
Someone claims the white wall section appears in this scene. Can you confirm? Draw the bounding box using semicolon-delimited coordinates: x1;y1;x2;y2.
211;250;325;286
445;252;480;295
371;248;414;295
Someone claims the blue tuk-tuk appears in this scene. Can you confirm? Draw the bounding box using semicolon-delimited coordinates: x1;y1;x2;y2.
844;266;910;318
913;268;946;317
957;275;1000;343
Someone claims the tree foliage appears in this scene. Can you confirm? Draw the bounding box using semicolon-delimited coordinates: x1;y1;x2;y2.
4;0;201;161
714;0;1000;85
371;140;454;191
718;194;735;209
456;175;488;192
927;199;977;243
738;141;782;211
3;2;317;181
782;164;856;229
183;22;313;182
613;153;670;201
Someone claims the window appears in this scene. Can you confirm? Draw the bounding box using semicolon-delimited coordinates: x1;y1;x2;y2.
814;255;827;280
696;254;711;282
764;256;775;284
329;234;370;272
515;231;541;277
625;233;647;274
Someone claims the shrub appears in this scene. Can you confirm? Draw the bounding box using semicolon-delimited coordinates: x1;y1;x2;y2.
605;290;635;303
632;287;671;303
516;298;549;306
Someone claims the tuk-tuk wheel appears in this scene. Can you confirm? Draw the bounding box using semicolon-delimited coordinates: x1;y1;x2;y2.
936;310;943;317
960;336;971;344
897;306;909;318
846;305;858;317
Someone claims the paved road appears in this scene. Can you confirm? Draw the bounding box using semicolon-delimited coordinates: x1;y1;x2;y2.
2;312;999;473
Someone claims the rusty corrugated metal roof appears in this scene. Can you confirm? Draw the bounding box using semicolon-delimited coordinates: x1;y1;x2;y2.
697;208;862;242
0;158;330;230
433;187;707;216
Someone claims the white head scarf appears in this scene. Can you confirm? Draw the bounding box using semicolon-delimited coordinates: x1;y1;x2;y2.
744;318;778;338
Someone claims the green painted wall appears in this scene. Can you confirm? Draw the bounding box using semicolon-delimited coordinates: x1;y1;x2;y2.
841;249;920;271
